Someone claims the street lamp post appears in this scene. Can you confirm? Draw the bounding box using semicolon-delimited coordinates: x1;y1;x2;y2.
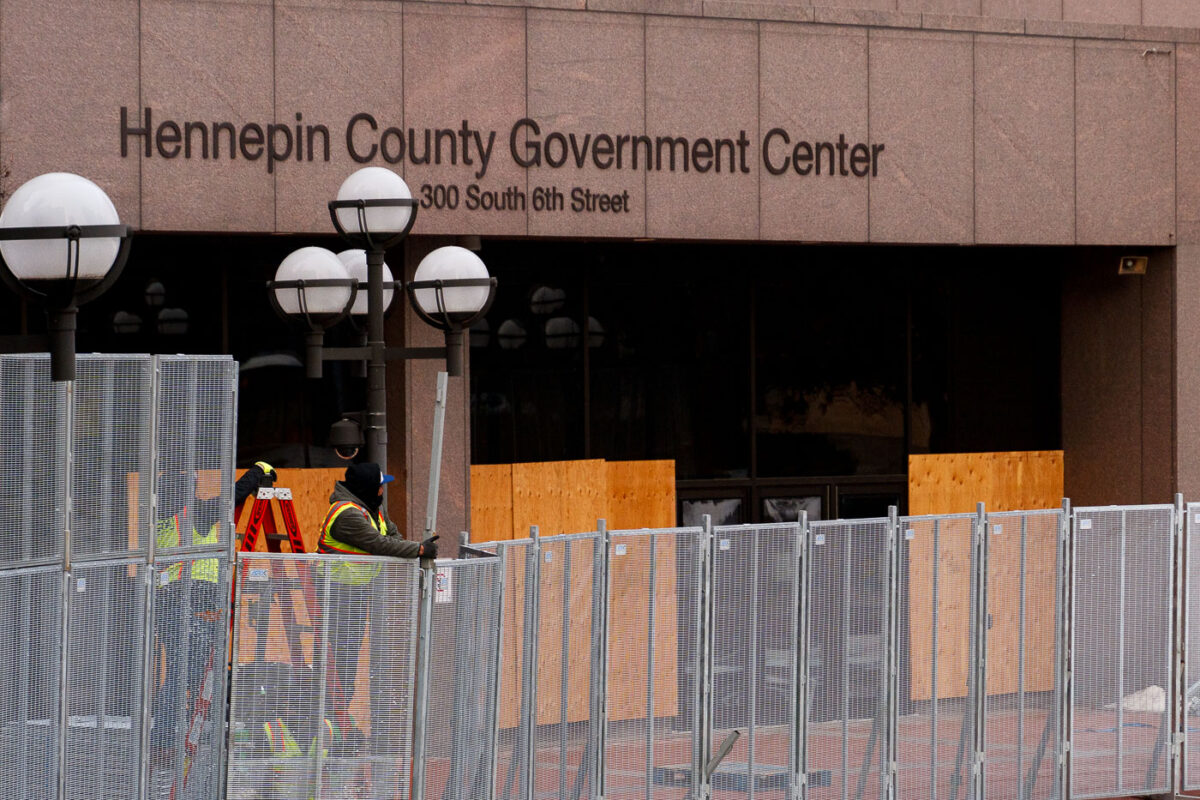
269;166;496;472
0;172;132;381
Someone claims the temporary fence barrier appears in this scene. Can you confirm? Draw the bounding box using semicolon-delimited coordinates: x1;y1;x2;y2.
806;516;890;800
222;498;1200;800
709;522;802;800
226;553;422;800
12;348;1200;800
1070;505;1176;799
0;353;237;800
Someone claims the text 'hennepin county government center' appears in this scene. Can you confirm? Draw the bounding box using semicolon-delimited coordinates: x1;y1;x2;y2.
3;0;1199;536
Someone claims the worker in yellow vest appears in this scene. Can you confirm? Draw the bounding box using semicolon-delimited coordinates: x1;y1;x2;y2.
151;472;192;764
262;717;347;800
186;504;223;740
318;462;437;711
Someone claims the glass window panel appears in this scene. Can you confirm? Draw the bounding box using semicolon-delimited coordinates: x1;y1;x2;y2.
680;498;743;527
762;495;822;523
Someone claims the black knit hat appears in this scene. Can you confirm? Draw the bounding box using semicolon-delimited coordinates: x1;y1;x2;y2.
344;462;393;507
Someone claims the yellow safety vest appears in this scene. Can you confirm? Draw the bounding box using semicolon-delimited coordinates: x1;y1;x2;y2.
318;501;388;585
155;511;183;585
190;522;219;583
263;719;301;760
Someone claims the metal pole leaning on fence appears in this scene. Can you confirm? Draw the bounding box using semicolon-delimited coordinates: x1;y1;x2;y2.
412;561;436;800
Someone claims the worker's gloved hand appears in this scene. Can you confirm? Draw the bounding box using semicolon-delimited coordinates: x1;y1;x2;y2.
419;535;439;560
253;461;277;483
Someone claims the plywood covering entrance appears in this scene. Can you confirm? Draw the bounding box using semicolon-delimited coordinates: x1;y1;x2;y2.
470;459;677;727
907;451;1063;701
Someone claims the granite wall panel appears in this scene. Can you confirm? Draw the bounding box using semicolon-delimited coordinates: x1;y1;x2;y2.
759;24;869;242
403;3;528;236
274;0;405;234
974;35;1074;244
1061;0;1140;25
1144;0;1200;28
1178;45;1200;244
0;0;141;225
868;28;974;243
526;9;646;238
644;15;759;240
140;0;275;231
980;0;1061;20
1075;40;1175;245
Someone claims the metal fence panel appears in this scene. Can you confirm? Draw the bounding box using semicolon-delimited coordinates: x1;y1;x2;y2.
489;539;534;800
604;527;704;800
72;355;154;560
708;523;800;800
807;518;891;800
66;558;147;800
1071;505;1174;799
896;514;979;800
0;565;62;800
227;554;420;800
1187;503;1200;789
0;356;64;568
982;510;1064;800
420;556;502;800
520;533;601;800
153;356;238;556
145;555;230;800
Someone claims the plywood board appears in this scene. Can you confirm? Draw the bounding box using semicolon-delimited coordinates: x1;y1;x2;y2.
469;464;515;542
513;460;565;539
607;532;680;721
908;451;1063;516
479;459;678;727
606;460;676;529
908;451;1063;701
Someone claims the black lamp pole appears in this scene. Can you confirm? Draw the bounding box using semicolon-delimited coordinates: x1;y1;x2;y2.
364;245;388;468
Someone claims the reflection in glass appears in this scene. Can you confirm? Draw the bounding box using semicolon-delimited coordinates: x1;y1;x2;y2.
681;498;742;527
762;496;822;523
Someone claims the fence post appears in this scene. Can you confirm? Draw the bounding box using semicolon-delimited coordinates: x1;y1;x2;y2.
485;543;508;800
885;506;901;800
1182;497;1193;792
138;361;161;800
56;379;74;800
412;560;436;800
696;515;714;800
793;513;809;800
1169;493;1187;796
1057;498;1073;800
591;520;610;800
519;527;542;800
312;564;333;800
971;503;988;800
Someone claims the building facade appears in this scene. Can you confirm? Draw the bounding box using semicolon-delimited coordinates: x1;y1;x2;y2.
1;0;1197;545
